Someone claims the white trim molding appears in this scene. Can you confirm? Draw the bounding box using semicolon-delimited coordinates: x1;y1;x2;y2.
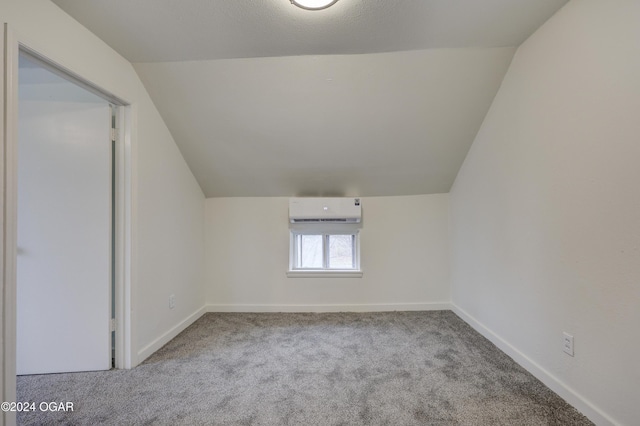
137;307;206;363
2;22;19;426
286;270;363;278
206;302;451;313
451;304;619;426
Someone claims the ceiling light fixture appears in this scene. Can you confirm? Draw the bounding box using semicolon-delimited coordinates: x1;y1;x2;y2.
290;0;339;11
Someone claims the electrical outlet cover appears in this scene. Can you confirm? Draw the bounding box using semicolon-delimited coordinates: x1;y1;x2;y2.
563;332;574;356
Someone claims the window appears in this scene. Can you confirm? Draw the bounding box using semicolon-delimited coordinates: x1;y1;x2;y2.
293;233;357;269
288;231;361;277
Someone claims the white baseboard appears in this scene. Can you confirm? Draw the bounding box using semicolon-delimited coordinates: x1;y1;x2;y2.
137;306;206;363
206;302;451;313
451;303;618;426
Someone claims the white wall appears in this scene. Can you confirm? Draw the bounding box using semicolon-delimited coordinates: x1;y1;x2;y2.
1;0;206;368
450;1;640;425
135;85;205;360
206;195;449;310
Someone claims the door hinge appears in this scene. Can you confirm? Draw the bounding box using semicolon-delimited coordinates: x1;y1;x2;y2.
110;318;116;332
111;128;118;142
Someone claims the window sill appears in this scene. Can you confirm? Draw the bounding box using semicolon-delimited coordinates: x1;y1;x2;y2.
286;270;363;278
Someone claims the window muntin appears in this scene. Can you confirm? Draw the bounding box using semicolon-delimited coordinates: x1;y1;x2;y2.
291;232;359;271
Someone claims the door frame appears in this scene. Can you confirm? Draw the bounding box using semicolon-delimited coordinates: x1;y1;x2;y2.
1;24;136;424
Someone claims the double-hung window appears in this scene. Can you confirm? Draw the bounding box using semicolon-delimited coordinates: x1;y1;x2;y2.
288;230;361;277
292;232;359;270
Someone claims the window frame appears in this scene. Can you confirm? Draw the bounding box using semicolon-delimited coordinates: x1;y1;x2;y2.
287;230;362;278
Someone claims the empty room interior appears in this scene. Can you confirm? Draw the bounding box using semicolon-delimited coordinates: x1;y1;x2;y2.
1;0;638;425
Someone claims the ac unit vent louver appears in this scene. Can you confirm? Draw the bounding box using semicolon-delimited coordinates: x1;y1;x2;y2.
289;198;361;224
292;218;350;223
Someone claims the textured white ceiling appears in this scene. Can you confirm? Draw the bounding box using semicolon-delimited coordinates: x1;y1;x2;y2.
50;0;568;197
52;0;567;62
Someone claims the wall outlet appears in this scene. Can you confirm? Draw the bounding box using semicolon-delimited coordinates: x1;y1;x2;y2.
563;332;574;356
169;294;175;309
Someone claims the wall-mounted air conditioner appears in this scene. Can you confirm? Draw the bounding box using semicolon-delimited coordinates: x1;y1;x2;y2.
289;197;361;223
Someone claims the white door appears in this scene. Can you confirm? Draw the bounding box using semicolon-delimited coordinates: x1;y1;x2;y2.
16;96;112;374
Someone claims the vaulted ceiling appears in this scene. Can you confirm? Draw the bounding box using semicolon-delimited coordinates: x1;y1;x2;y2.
52;0;568;197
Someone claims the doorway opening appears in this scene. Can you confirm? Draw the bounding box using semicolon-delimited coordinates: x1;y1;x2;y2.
2;30;135;420
13;46;132;375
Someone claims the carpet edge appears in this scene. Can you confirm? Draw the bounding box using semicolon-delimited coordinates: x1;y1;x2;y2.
137;305;207;364
451;303;618;426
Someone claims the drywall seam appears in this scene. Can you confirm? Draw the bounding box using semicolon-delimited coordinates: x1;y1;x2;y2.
206;303;451;313
451;304;618;426
137;306;206;363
